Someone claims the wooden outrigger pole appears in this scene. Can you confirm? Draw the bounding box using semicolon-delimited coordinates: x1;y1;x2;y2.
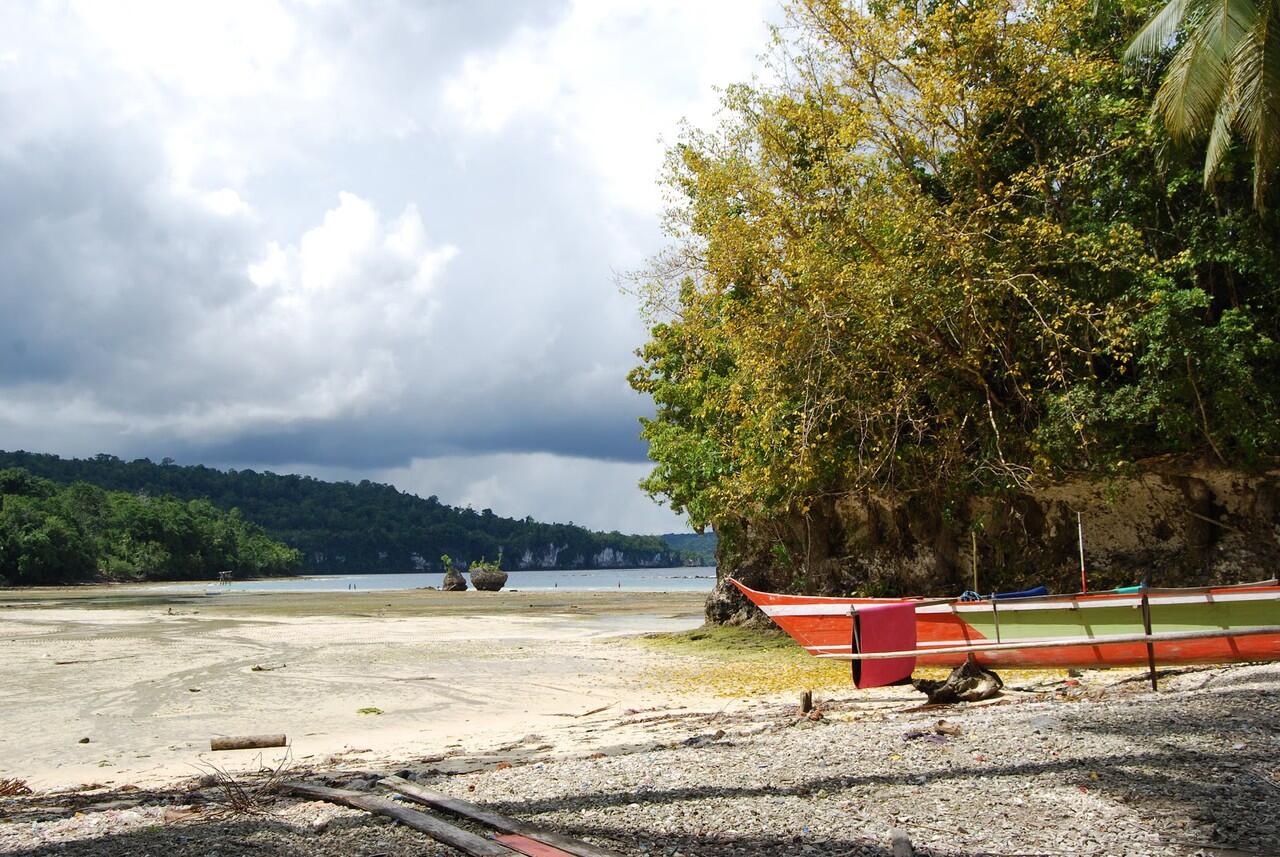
816;624;1280;662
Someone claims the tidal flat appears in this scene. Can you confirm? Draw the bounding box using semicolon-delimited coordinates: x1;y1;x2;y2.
0;584;709;790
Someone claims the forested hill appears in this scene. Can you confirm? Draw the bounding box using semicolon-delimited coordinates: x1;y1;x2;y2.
0;451;686;573
0;468;301;586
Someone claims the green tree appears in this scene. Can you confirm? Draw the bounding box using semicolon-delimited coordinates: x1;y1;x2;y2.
630;0;1280;540
0;467;303;585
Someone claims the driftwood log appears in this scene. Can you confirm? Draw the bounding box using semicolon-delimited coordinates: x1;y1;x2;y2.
210;734;287;751
286;782;514;856
380;775;625;857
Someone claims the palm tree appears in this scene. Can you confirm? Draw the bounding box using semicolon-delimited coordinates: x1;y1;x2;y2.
1125;0;1280;209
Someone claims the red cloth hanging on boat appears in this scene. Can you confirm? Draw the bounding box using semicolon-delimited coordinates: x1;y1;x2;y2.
852;602;917;688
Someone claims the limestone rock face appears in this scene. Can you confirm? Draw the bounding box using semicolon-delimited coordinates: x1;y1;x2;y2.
442;568;468;591
709;458;1280;624
470;568;508;592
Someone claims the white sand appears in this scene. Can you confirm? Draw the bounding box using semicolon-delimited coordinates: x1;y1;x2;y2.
0;587;709;789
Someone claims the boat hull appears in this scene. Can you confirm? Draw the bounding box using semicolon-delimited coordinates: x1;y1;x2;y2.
730;579;1280;670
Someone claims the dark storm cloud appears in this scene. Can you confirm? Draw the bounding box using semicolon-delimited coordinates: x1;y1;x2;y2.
188;406;650;470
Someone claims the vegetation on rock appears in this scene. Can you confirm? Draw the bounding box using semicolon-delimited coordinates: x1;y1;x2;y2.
440;553;468;591
468;553;509;591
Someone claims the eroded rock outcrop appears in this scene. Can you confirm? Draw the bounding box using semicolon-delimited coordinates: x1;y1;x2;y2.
709;458;1280;625
470;567;508;591
442;567;468;592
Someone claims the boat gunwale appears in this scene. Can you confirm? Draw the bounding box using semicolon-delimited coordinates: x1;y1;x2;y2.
728;577;1280;614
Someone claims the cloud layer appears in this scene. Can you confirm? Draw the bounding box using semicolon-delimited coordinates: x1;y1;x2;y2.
0;0;774;532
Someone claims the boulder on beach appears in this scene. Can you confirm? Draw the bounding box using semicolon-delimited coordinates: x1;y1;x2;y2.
442;568;468;591
470;567;508;592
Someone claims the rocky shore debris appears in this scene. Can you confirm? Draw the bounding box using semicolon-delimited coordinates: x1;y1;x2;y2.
4;663;1278;856
912;654;1003;704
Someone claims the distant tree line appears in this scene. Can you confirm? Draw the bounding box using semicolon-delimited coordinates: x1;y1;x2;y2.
658;532;718;566
0;451;688;573
0;467;302;586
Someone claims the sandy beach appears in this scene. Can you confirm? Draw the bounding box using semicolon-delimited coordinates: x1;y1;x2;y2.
2;583;1278;856
0;584;711;790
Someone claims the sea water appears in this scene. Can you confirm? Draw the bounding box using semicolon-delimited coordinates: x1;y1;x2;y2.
159;566;717;594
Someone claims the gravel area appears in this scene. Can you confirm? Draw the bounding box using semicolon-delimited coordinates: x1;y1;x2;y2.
3;662;1278;856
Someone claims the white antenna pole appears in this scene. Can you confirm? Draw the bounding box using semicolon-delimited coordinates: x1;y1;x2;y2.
1077;511;1087;593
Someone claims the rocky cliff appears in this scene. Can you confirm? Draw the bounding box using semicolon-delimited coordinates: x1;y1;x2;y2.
706;458;1280;625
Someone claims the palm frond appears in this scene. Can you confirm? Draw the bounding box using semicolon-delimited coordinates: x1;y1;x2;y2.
1126;0;1195;59
1203;83;1241;184
1217;0;1263;43
1153;6;1236;141
1131;0;1278;208
1234;0;1280;206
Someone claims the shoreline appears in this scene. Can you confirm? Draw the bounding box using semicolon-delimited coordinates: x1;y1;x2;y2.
0;565;717;595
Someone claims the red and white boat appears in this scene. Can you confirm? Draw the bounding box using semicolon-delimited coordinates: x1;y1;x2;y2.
730;578;1280;687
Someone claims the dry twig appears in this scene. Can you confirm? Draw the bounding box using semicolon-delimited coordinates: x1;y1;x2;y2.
193;748;293;816
0;777;32;797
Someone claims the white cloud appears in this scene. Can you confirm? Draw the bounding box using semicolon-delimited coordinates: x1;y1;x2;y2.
442;0;774;212
70;0;301;99
0;0;771;532
202;188;252;217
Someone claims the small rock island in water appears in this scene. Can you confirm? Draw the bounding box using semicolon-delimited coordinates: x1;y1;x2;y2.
439;554;468;591
469;556;508;591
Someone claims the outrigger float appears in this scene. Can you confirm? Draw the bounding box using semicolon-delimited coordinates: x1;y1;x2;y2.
730;578;1280;689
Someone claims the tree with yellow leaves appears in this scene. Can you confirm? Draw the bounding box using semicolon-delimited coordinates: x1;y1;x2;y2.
631;0;1280;548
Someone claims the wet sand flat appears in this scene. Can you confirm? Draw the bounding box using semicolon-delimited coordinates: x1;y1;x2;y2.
0;585;707;790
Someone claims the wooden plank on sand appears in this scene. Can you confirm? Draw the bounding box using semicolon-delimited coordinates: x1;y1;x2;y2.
285;781;514;856
380;775;625;857
496;834;580;857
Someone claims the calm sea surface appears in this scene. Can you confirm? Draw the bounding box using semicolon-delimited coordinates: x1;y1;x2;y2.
158;566;717;594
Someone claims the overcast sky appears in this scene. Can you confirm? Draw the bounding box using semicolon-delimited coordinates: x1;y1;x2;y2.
0;1;776;533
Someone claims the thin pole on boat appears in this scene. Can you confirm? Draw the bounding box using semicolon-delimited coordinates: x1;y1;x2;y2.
1140;577;1158;690
813;624;1280;661
1077;512;1087;593
971;531;979;594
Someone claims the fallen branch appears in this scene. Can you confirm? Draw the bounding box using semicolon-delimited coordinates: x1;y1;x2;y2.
194;749;292;816
0;778;32;797
286;781;513;856
380;775;624;857
552;703;615;718
53;656;137;666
